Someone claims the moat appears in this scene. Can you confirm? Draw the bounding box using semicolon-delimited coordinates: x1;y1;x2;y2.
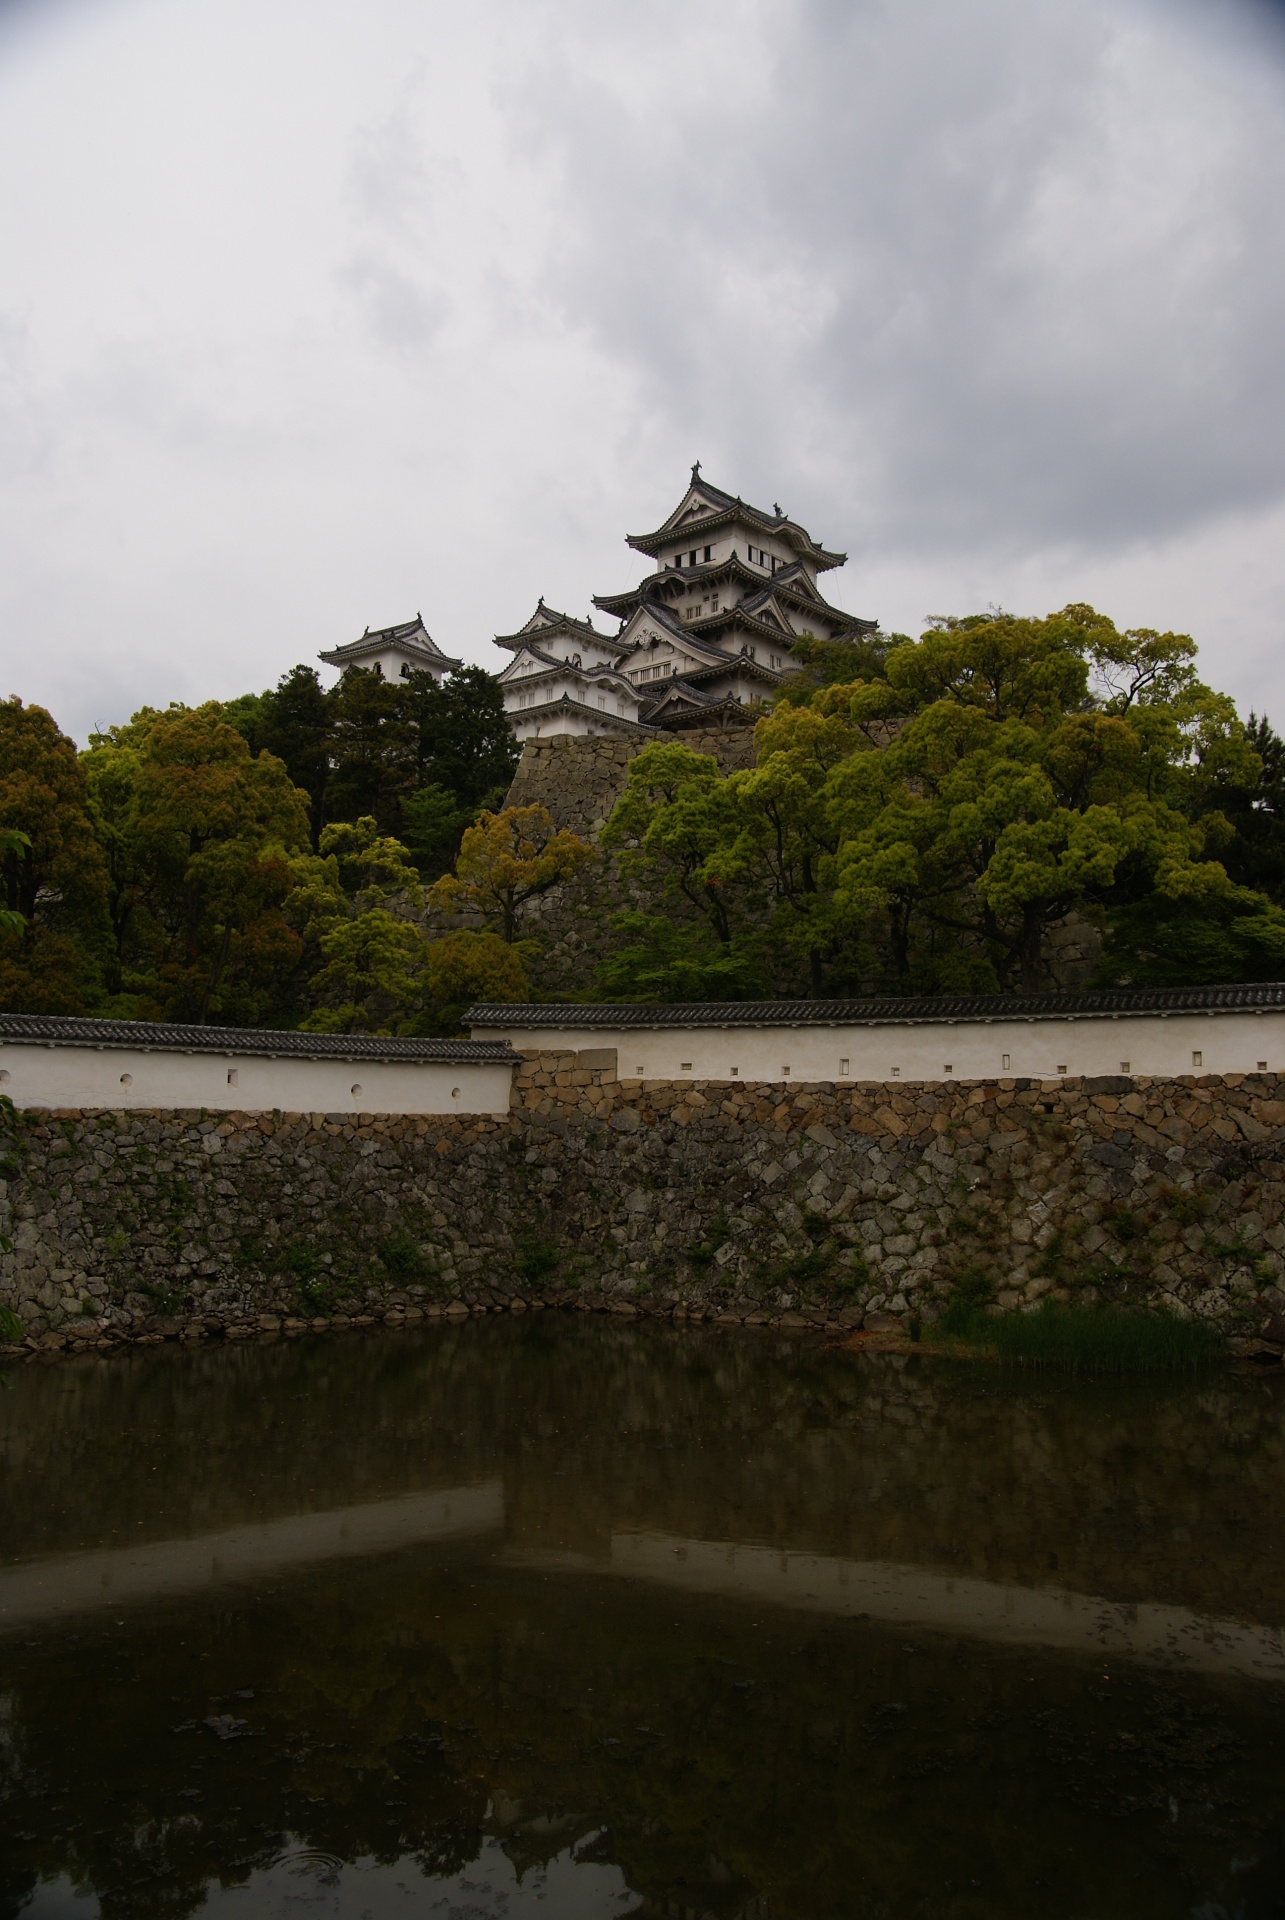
2;1318;1284;1918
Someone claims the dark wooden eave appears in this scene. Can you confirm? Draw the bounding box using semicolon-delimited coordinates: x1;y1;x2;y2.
626;478;846;571
493;601;617;653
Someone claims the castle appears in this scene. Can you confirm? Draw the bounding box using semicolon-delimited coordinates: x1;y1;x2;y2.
317;470;876;740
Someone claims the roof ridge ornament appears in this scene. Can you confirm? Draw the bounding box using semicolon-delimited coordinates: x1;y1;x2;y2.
691;460;701;481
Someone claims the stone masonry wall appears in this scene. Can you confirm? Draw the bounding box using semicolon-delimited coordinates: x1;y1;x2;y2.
3;1061;1285;1357
503;727;759;836
426;728;761;997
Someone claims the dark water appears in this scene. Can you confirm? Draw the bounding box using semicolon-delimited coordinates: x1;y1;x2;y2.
1;1321;1284;1919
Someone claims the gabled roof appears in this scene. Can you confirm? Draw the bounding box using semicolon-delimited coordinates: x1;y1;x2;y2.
507;690;655;739
319;614;462;672
466;980;1285;1031
494;600;618;654
597;564;875;645
640;680;727;718
626;468;847;572
593;549;780;618
500;644;640;697
614;601;749;672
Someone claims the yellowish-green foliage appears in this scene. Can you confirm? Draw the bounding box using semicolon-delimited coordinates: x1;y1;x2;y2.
0;700;110;1014
300;910;432;1034
80;704;312;1022
318;817;423;908
429;804;594;943
599;604;1270;999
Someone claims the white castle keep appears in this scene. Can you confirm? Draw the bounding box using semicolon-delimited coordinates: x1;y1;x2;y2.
317;469;876;738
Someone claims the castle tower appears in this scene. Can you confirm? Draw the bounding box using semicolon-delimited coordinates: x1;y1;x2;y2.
496;470;876;740
319;614;462;684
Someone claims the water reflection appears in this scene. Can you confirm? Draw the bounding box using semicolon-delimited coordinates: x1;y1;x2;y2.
2;1319;1284;1918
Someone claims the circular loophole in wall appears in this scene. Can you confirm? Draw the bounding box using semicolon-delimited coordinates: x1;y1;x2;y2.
350;1083;362;1099
119;1073;132;1087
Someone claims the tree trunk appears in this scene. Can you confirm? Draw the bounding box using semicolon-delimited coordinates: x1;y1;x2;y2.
198;923;233;1024
1019;904;1045;993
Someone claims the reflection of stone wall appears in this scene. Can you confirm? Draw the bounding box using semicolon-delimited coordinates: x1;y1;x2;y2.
6;1318;1284;1623
4;1060;1285;1352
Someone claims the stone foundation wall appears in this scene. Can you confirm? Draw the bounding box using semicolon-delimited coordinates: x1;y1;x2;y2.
426;728;764;997
503;727;759;836
4;1061;1285;1357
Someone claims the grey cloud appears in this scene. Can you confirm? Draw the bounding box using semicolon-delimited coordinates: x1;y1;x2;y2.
508;0;1285;561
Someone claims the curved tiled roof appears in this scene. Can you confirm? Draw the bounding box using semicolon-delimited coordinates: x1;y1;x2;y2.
0;1013;516;1064
494;603;611;650
626;477;847;570
466;983;1285;1030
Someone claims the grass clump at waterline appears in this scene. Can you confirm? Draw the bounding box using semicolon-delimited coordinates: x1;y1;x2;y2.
938;1299;1225;1375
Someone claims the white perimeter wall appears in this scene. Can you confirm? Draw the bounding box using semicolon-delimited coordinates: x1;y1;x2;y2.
488;1009;1285;1085
0;1045;515;1116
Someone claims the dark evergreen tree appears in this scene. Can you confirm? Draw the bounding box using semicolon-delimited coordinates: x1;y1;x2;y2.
256;666;335;852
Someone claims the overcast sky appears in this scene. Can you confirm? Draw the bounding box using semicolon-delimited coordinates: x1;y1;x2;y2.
2;0;1285;744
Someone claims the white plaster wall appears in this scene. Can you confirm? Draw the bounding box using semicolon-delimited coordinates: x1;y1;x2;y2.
0;1045;514;1115
484;1009;1285;1085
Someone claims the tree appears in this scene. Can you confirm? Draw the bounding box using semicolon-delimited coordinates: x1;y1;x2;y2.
401;665;519;811
593;912;767;1002
418;930;529;1034
428;805;594;942
325;668;415;833
712;701;860;994
602;743;742;944
256;666;335;851
300;910;432;1034
1094;887;1285;988
317;816;422;908
81;704;311;1023
829;609;1255;992
0;700;109;1012
0;831;29;937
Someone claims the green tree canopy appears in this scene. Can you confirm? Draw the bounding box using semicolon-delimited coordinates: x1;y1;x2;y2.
82;704;311;1023
429;805;595;943
0;700;109;1013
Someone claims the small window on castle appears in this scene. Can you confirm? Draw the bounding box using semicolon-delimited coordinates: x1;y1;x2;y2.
1057;1064;1067;1075
891;1066;900;1078
731;1066;739;1076
227;1069;238;1087
1120;1061;1131;1073
839;1059;850;1076
680;1061;692;1073
1002;1053;1010;1071
704;545;712;561
1259;1060;1268;1070
782;1064;791;1076
944;1064;953;1074
689;550;697;565
598;696;606;710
